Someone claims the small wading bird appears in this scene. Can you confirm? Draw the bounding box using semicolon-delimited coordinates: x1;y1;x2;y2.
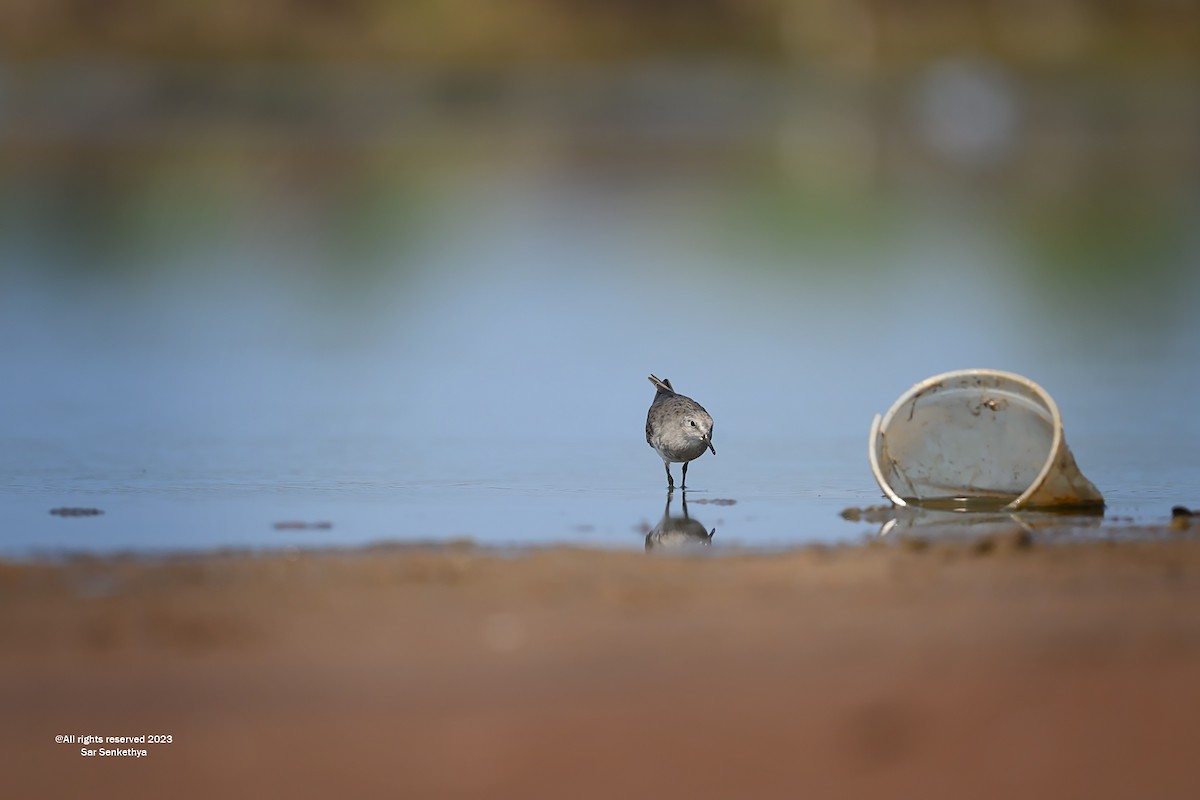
645;374;716;490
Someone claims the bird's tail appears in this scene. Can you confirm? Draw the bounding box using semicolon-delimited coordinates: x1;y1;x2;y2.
647;374;674;394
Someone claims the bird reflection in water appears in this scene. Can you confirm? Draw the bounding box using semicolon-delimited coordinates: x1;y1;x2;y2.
645;491;716;552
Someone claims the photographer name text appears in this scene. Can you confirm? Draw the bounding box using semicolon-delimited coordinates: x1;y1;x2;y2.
55;734;174;758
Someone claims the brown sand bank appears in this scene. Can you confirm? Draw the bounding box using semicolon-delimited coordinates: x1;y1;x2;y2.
4;535;1200;799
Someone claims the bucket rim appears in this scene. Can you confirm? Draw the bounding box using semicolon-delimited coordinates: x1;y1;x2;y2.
868;368;1064;510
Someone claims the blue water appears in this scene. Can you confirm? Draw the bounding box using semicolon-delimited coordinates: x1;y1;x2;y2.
3;210;1196;557
2;67;1198;556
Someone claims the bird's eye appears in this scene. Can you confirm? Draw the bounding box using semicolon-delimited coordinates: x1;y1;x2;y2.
689;420;696;427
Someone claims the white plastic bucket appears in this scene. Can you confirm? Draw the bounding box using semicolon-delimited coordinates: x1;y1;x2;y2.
868;369;1104;510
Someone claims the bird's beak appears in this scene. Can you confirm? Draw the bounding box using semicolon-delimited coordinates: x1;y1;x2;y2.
706;437;716;456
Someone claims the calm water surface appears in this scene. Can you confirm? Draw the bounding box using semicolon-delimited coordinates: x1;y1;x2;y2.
2;67;1198;556
3;218;1195;557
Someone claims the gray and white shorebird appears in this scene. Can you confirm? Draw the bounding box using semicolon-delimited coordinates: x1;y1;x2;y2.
645;374;716;490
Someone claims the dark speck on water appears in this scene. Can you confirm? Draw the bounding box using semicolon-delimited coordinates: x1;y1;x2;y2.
1169;507;1196;532
50;507;104;517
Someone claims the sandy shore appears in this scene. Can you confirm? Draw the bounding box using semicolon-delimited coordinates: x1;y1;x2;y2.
4;533;1200;798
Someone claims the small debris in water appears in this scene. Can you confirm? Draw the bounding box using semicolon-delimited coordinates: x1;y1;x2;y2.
688;498;736;506
50;507;103;517
1170;506;1196;532
272;521;333;531
841;505;896;523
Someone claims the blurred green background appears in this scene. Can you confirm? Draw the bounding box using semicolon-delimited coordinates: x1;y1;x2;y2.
2;0;1195;292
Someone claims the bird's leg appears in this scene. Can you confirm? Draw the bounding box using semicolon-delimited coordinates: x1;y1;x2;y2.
681;461;688;490
665;463;674;489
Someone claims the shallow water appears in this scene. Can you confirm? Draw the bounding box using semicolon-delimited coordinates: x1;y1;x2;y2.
6;429;1191;557
3;245;1195;557
2;65;1198;556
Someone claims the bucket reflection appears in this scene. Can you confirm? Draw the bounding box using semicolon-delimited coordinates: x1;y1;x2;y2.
869;504;1105;539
